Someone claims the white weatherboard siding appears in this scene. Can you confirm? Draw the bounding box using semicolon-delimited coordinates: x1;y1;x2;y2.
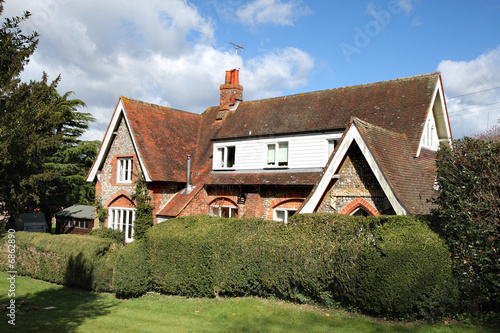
213;132;343;171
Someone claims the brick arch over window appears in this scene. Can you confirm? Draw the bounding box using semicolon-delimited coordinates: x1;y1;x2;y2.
209;197;238;208
339;197;380;216
105;190;135;208
267;198;304;220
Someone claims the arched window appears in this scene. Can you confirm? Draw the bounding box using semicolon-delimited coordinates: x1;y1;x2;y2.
209;198;238;218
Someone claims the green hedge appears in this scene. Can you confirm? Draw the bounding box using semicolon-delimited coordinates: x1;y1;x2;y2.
146;214;451;318
349;217;452;317
113;239;150;298
0;231;116;290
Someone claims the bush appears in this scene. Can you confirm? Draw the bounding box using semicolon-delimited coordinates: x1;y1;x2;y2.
0;232;114;290
435;138;500;311
89;227;125;244
351;217;452;318
113;240;150;298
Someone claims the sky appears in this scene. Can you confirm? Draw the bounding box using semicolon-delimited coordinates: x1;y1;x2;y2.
3;0;500;141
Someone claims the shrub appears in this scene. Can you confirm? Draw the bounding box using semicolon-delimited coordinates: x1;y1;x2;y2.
351;217;452;318
113;240;150;298
435;138;500;311
89;227;125;244
0;231;114;290
91;243;121;292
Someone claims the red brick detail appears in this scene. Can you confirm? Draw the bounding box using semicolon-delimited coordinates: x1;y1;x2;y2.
267;198;304;220
209;197;238;207
339;197;380;216
179;188;210;217
105;190;135;208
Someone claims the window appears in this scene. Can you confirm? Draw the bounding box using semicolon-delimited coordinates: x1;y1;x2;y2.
267;142;288;167
117;158;133;183
215;146;236;169
109;207;135;242
75;220;89;229
327;139;338;157
273;208;296;224
350;207;370;217
210;205;238;218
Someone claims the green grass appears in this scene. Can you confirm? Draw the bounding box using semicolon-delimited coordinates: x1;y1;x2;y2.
0;273;496;333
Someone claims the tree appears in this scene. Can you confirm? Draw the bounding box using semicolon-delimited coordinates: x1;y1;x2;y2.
435;137;500;311
0;1;96;223
131;173;154;241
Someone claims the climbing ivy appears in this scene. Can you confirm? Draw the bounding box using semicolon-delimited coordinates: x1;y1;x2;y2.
131;172;154;241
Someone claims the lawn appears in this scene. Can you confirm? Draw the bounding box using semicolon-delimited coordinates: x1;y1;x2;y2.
0;273;496;332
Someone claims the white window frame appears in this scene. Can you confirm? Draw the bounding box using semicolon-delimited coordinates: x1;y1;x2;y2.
266;142;288;167
327;139;338;157
273;208;296;224
210;205;238;218
117;157;133;183
108;207;135;242
214;146;236;170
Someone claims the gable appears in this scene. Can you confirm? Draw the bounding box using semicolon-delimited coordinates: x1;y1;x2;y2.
315;143;394;215
87;97;201;183
416;78;452;156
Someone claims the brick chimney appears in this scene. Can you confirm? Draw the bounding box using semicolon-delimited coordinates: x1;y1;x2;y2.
216;69;243;121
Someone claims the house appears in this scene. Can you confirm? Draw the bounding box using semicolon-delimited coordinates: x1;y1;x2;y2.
86;69;452;242
55;204;95;235
15;212;48;233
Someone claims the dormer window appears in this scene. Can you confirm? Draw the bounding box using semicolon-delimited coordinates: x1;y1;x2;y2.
215;146;236;169
267;142;288;167
117;157;133;183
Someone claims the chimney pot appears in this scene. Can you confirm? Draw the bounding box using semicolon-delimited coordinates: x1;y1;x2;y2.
218;69;243;120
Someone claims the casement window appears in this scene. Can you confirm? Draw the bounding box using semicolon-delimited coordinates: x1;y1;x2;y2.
267;142;288;167
210;205;238;218
273;208;296;224
117;158;133;183
109;207;135;242
215;146;236;169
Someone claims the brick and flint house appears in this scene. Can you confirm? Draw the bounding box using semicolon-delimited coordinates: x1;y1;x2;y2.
86;69;452;242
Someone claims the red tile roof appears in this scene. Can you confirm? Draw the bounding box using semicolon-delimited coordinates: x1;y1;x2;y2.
113;73;442;216
206;73;439;154
122;97;200;182
353;118;438;214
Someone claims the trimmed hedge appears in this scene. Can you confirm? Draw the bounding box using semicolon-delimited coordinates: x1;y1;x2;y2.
146;214;451;318
113;239;150;298
89;227;125;244
0;231;117;290
1;214;452;319
349;216;452;317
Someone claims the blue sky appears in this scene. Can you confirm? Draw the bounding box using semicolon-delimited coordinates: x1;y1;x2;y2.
4;0;500;140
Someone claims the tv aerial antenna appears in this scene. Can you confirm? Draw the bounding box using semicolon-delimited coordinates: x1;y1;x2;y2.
229;42;245;68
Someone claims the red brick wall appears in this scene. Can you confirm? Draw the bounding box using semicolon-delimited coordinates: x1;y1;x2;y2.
180;186;310;221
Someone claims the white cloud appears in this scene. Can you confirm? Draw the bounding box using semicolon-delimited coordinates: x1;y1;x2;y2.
236;0;311;27
3;0;315;141
244;47;314;99
438;46;500;138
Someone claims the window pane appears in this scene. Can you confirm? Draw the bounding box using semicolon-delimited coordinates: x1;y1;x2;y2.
278;142;288;166
275;210;285;222
267;144;276;165
221;207;230;218
328;140;336;156
227;146;235;168
217;147;225;167
230;207;238;218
